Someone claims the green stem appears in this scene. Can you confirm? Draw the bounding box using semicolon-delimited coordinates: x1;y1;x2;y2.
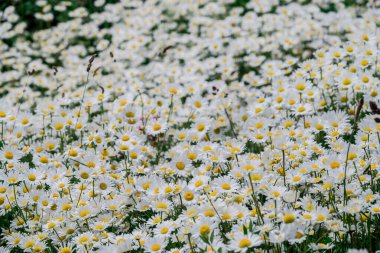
224;107;237;138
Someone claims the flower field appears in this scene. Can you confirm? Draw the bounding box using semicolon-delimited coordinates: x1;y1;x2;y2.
1;0;380;252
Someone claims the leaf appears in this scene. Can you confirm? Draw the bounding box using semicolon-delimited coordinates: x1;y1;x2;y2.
210;230;215;243
249;220;254;232
200;235;209;244
243;225;248;235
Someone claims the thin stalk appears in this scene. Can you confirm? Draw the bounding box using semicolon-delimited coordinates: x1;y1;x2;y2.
224;107;237;138
248;172;264;224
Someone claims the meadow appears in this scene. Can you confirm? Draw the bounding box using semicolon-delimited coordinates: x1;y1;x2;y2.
0;0;380;252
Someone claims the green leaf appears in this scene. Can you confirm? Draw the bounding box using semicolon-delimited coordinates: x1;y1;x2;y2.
210;230;215;243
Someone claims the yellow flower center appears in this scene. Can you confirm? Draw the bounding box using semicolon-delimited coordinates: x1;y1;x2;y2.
60;247;72;253
153;124;162;131
199;225;210;235
160;227;169;234
79;209;91;218
25;241;35;248
197;124;205;131
28;174;36;181
184;191;194;201
151;244;161;251
293;176;301;182
205;209;215;217
47;222;56;229
194;180;203;187
315;124;324;130
238;238;252;248
40;156;49;164
34;245;43;252
62;204;72;211
99;183;107;190
316;214;326;222
46;143;55;150
221;183;231;190
80;172;89;179
55;123;64;130
283;213;295;224
295;83;306;91
4;151;14;160
330;161;340;169
194;101;202;108
95;224;105;230
21;118;29;125
176;162;185;170
78;236;89;244
222;213;231;220
126;111;135;118
342;78;352;86
69;149;78;157
156;202;168;209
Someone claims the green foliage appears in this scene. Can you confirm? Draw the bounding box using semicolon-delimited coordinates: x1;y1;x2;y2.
1;0;120;32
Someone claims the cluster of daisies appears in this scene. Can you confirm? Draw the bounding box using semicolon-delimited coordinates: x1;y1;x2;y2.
1;0;380;252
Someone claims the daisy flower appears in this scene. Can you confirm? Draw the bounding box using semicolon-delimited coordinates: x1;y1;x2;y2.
0;145;23;164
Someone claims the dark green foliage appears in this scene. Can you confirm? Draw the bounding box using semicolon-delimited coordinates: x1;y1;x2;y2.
1;0;120;32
